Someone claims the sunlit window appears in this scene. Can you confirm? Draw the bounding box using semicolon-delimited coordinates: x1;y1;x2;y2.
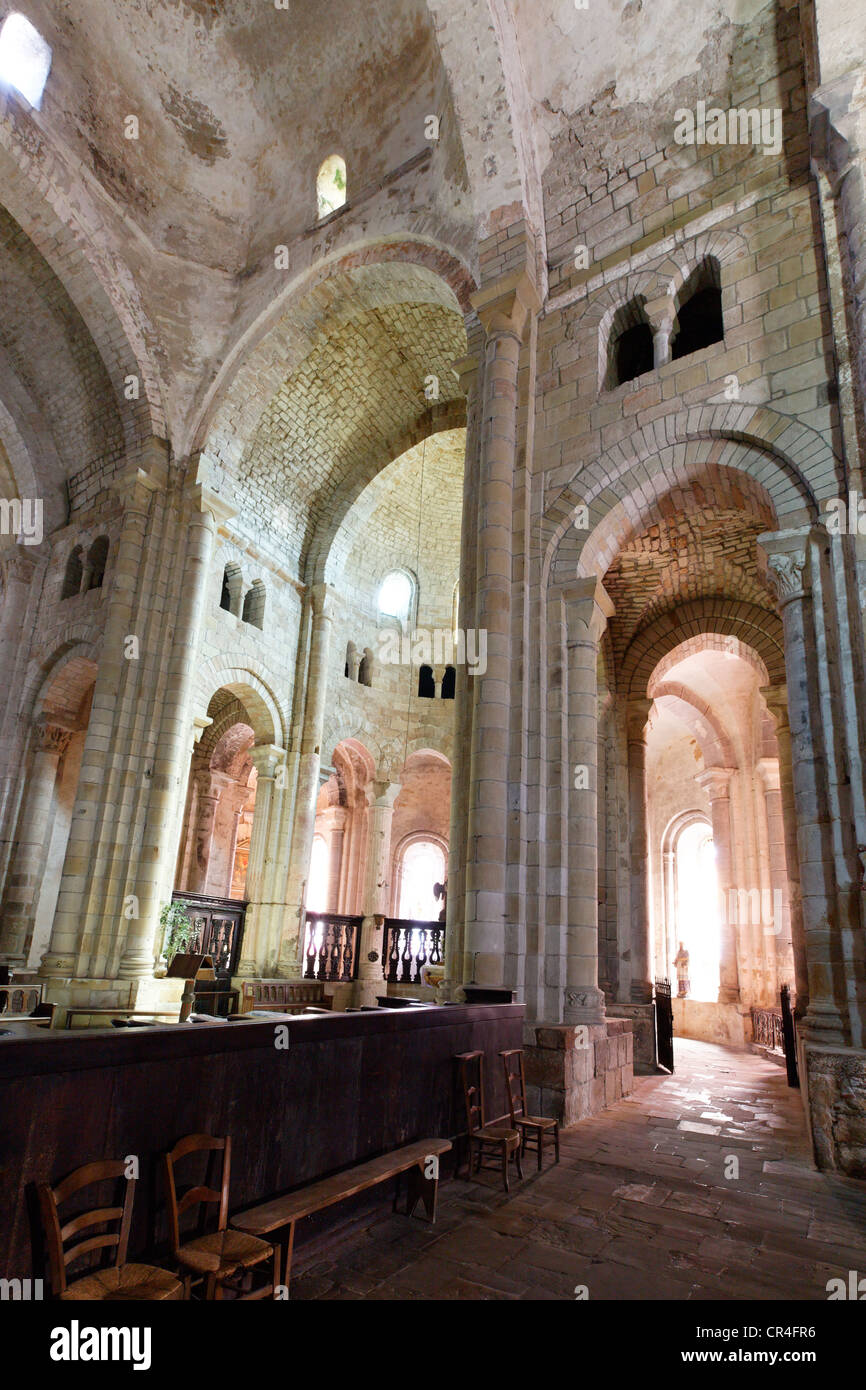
307;834;330;913
317;154;347;219
0;13;52;109
378;570;412;621
674;821;720;1001
398;840;446;921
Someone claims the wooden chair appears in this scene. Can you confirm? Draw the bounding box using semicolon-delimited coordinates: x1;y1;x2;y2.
456;1051;522;1192
37;1160;183;1301
500;1048;560;1170
163;1134;277;1300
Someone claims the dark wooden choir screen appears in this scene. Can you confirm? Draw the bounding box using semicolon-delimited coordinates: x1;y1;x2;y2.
171;891;247;978
654;977;674;1073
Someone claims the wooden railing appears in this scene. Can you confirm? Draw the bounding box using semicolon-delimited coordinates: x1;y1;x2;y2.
241;980;327;1014
303;913;362;983
751;1005;784;1054
383;919;444;985
0;982;44;1016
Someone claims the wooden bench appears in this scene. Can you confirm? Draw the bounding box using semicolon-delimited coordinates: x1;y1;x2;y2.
231;1138;452;1293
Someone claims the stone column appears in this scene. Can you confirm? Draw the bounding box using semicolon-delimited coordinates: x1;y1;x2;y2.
0;547;41;879
281;584;334;976
561;578;614;1025
0;718;73;966
117;492;221;981
697;767;740;1004
626;698;654;1004
461;271;540;988
761;684;809;1013
355;780;401;1008
443;344;481;999
756;756;795;999
662;848;676;979
327;808;347;913
40;463;163;980
759;530;845;1042
187;772;222;895
236;744;285;978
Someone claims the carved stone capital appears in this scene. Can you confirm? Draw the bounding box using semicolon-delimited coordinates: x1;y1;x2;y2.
757;530;811;609
249;743;286;781
696;766;735;802
33;718;75;756
761;682;789;733
755;757;781;794
559;577;615;649
470;269;541;343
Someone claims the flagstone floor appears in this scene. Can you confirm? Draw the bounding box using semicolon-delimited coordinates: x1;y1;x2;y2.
291;1038;866;1300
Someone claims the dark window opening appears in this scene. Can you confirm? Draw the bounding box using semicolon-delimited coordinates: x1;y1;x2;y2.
418;665;435;699
671;286;724;360
86;537;109;590
441;665;456;700
614;322;654;386
61;546;83;600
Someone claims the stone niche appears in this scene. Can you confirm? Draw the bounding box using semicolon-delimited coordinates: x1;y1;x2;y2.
524;1020;634;1125
802;1043;866;1179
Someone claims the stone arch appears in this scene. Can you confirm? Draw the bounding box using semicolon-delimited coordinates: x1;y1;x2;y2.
540;408;832;590
650;682;737;768
621;601;785;699
21;636;100;728
192;666;284;748
0;140;165;450
0;364;66;536
193;244;474;469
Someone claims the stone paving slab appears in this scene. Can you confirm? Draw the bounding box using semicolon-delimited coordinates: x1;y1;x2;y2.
291;1039;866;1301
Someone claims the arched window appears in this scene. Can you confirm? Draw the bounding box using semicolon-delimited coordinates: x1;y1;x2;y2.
441;665;456;700
377;570;413;622
242;579;266;630
61;546;83;600
397;839;447;921
86;536;109;590
220;563;242;616
317;154;347;219
672;819;720;1001
307;835;330;913
358;647;374;687
344;640;357;680
417;664;435;698
604;298;654;390
0;13;52;108
671;258;724;360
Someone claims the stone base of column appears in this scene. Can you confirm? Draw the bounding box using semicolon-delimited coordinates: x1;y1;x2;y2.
606;1002;657;1072
630;980;654;1005
718;986;741;1005
801;1041;866;1178
801;1000;847;1045
39;975;184;1027
524;1020;633;1125
562;987;606;1026
38;952;78;979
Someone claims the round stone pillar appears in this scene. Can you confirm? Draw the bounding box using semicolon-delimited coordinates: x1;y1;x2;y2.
236;744;286;978
0;718;73;967
461;271;540;989
756;756;795;998
187;772;222;895
761;683;809;1013
327;808;347;913
759;530;845;1042
283;584;334;976
627;697;654;1004
560;578;613;1025
355;780;401;1007
696;767;740;1004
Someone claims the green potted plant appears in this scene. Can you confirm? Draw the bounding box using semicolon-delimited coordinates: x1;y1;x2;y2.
159;900;193;966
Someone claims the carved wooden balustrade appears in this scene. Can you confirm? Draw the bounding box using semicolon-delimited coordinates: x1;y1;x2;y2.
303;913;362;983
383;919;444;986
751;1005;784;1053
0;982;44;1016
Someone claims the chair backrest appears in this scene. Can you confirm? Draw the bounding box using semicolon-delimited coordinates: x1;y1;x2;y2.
500;1048;527;1123
163;1133;230;1257
458;1051;486;1135
38;1159;136;1296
